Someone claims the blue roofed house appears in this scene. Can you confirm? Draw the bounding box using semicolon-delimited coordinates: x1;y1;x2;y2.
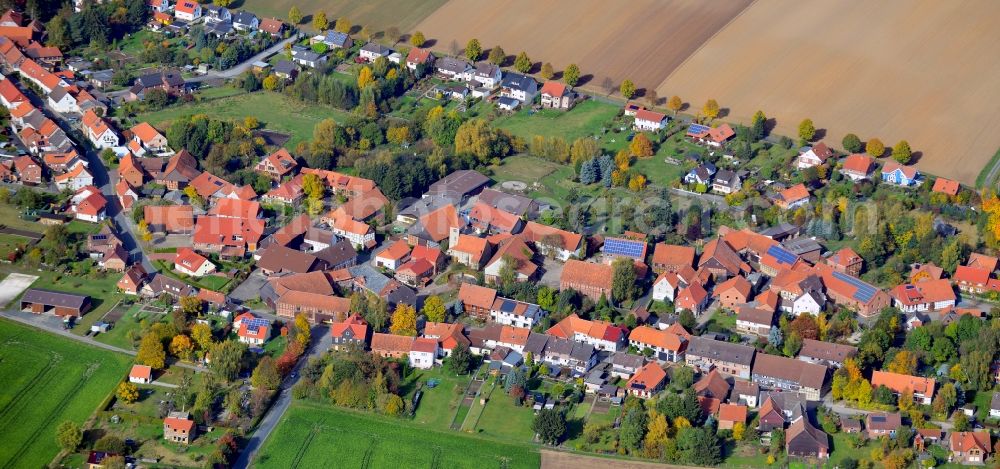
684;163;717;185
881;161;919;187
313;31;353;49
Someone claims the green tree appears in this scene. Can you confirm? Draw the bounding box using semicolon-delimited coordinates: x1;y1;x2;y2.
866;138;885;157
842;133;862;153
465;38;482;61
798;118;816;142
136;334;166;369
312;11;328;31
619;79;636;99
288;6;302;24
488;45;506;66
446;343;474;374
94;435;126;454
533;409;567;445
892;140;912;164
514;51;531;73
540;62;554;80
422;295;447;323
209;340;247;382
410;31;425;47
56;420;82;452
611;257;636;303
563;63;580;86
671;365;694;390
251;356;281;390
783;331;803;357
751;110;767;141
677;427;721;466
619;406;647;451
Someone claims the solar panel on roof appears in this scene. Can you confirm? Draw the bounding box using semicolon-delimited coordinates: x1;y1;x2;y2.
687;123;710;134
603;238;644;259
501;299;517;313
832;271;878;302
766;245;797;265
872;416;886;423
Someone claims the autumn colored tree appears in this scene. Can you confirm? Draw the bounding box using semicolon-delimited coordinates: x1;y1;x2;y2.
892;140;912;164
334;16;350;33
357;66;375;89
251;356;281;390
866;138;885;157
386;126;411;145
628;174;647;192
56;421;82;452
488;46;505;66
798;118;816;142
514;51;532;73
540;62;554;80
702;99;720;120
465;38;482;61
170;334;195;360
630;133;654;157
410;31;425;47
287;6;302;23
359;25;372;42
390;303;417;336
615;149;632;171
191;322;213;350
789;314;819;340
179;296;202;316
137;334;166;369
563;63;580;86
887;350;918;375
422;295;447;323
294;313;311;348
312;11;328;31
116;381;139;403
668;95;682;115
262;75;278;91
619;79;636;99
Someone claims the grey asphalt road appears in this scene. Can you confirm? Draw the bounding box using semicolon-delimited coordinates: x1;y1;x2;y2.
187;35;299;83
233;324;331;469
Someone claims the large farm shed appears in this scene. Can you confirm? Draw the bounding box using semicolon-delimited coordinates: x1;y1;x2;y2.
20;289;91;317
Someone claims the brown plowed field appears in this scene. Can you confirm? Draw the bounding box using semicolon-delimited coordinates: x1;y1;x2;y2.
541;450;696;469
415;0;754;93
656;0;1000;185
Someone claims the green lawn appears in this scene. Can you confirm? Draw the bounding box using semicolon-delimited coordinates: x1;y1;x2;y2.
152;260;233;293
823;432;872;468
0;318;132;468
0;203;45;233
254;401;540;469
493;100;620;144
471;382;537;442
93;303;164;350
705;309;737;333
136;92;352;150
0;233;32;258
410;367;473;430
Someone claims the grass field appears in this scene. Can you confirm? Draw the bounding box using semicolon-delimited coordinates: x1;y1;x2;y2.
255;401;540;469
136;92;352;150
409;367;472;430
0;203;45;233
0;319;132;468
236;0;447;33
493;100;620;144
658;0;1000;185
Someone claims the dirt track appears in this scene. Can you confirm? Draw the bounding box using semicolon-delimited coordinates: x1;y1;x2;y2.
541;450;696;469
656;0;1000;185
415;0;753;95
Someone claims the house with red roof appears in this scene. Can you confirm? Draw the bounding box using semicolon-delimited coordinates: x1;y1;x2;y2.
82;109;119;148
458;283;497;320
932;177;960;196
954;265;991;294
11;155;41;185
949;431;991;465
483;236;537;283
255;148;298;181
115;179;139;210
675;283;710;314
796;142;833;169
148;0;169;13
687;123;735;147
54;162;93;191
775;184;811;210
448;232;492;269
881;161;919;187
813;264;891;317
540;81;574;109
467;202;523;235
718;403;748;430
559;260;613;301
825;247;863;277
626;362;666;399
262;175;304;205
374;239;411;271
329;213;376;250
68;185;106;222
330;314;370;351
237;315;270;346
840;154;875;181
258;18;285;36
174;247;215;277
423;321;470;357
129;122;170;156
193;215;266;255
628;325;687;362
890;279;956;313
652;243;695;274
633;108;668;132
163;412;196;444
174;0;201;21
405;47;434;70
409;338;438;369
714;276;753;309
871;370;935;405
129;364;152;384
651;271;683;302
967;253;999;272
522;221;584;261
547;313;628;352
117;265;147;295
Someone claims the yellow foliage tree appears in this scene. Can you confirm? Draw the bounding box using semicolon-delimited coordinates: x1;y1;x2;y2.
628;174;646;192
732;421;745;441
629;133;654;157
262;75;278;91
410;31;425;47
334;17;350;34
614;150;631;171
116;381;139;403
357;66;375;89
169;334;195;360
702;99;720;120
667;95;682;115
294;313;311;348
390;304;417;336
191;322;213;350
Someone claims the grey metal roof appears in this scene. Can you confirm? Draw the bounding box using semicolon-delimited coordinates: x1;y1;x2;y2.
21;289;88;309
687;336;755;366
500;72;536;92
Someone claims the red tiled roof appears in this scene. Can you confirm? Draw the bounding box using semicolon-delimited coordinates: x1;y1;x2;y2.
841;154;874;175
954;265;990;286
458;283;497;310
871;370;935;397
628;326;685;352
130;364;152;380
932;177;960;196
540;81;567;98
406;47;431;64
652;244;695;269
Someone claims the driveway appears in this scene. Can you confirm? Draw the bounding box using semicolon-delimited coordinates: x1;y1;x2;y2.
538;258;565;289
188;34;299;83
233;325;332;468
0;273;37;308
230;270;269;303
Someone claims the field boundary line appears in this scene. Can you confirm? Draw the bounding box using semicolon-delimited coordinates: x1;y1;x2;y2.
0;352;58;424
657;0;760;88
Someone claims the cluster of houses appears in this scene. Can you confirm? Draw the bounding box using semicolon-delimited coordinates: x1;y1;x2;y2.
146;0;286;41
